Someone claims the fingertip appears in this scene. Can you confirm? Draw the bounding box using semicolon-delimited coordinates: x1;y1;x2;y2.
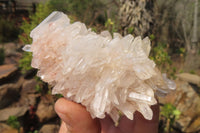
54;98;67;114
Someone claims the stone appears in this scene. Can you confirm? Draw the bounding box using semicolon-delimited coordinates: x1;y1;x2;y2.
7;79;39;109
0;43;18;56
36;95;57;123
177;73;200;87
186;116;200;132
0;123;21;133
0;42;22;64
0;123;12;133
2;129;18;133
39;124;59;133
0;106;29;121
0;64;18;84
0;77;24;109
8;79;39;108
159;79;200;132
24;11;175;123
12;93;39;108
22;79;37;94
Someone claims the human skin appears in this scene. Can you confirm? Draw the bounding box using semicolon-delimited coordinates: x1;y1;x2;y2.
55;98;159;133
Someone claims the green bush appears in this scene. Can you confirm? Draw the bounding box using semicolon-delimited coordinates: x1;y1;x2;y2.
49;0;105;24
161;104;181;120
19;52;32;73
28;130;39;133
105;18;118;35
160;103;181;132
150;43;172;71
0;17;19;43
7;116;20;130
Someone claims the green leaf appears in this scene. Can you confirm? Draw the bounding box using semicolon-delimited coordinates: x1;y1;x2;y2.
7;116;20;130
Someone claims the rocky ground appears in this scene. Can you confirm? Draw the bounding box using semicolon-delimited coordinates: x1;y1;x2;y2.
0;42;60;133
0;65;60;133
0;42;200;133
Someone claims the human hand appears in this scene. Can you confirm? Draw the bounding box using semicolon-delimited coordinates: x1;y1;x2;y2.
55;98;159;133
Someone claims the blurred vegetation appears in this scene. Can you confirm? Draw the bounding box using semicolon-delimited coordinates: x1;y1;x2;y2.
105;18;118;35
160;104;181;133
28;130;39;133
7;116;20;131
150;42;172;71
0;17;19;43
49;0;105;25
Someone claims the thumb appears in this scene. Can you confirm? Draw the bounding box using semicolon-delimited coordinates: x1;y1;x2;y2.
55;98;101;133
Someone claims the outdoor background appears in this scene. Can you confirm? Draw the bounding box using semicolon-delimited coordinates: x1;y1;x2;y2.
0;0;200;133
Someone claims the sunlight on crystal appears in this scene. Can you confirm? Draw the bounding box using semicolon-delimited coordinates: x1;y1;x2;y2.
128;92;152;102
24;11;176;124
22;44;32;52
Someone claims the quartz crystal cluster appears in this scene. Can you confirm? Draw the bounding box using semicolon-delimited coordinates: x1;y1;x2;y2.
23;11;176;123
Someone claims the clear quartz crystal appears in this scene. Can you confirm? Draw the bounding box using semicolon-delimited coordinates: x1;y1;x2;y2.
23;11;176;124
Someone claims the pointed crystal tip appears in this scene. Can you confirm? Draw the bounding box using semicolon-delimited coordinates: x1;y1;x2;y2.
22;45;32;52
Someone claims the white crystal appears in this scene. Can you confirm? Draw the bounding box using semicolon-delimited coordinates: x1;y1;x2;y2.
128;92;152;102
22;44;32;52
24;11;175;123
